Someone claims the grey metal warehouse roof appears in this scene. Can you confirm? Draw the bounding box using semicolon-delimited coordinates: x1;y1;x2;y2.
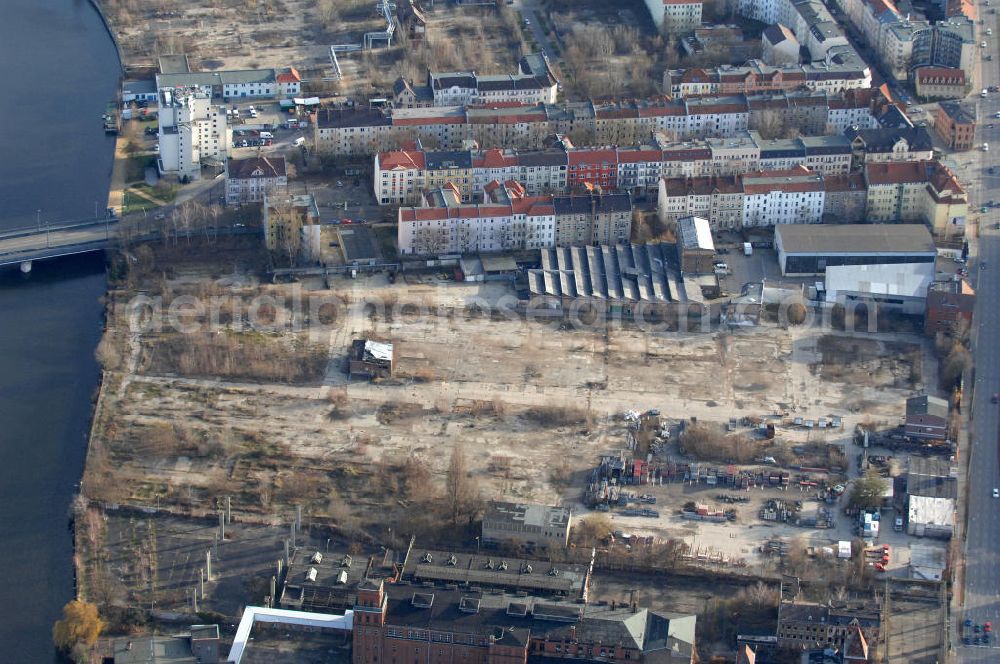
528;243;699;304
776;224;935;255
907;457;958;499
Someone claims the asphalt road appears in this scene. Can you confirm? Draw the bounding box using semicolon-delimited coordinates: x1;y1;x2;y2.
0;223;115;262
958;11;1000;661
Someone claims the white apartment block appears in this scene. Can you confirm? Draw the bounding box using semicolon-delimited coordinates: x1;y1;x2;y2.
645;0;703;33
157;87;231;180
426;54;559;106
741;167;825;227
398;201;556;255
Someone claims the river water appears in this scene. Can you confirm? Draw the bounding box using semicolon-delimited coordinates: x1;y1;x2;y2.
0;0;119;658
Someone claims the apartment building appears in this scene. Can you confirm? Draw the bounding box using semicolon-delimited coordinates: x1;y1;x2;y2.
225;155;287;205
826;88;885;133
842;0;976;84
751;133;852;174
567;149;619;192
657;176;744;229
733;0;869;92
318;91;886;157
423;151;474;201
921;161;969;233
846;126;935;167
863;160;968;232
398;191;556;256
864;161;933;223
822;172;868;222
374;150;426;205
397;183;631;255
933;100;976;151
512;151;568;194
415;54;559;106
373;121;912;207
262;193;320;256
664;60;871;98
644;0;703;33
762;24;800;66
706;135;761;175
742;166;825;227
551;191;633;246
157;86;231;179
914;66;968;100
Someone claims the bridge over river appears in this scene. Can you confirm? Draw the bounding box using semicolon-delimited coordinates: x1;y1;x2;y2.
0;218;119;271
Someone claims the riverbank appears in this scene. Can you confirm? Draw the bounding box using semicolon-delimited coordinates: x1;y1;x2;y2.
86;0;125;72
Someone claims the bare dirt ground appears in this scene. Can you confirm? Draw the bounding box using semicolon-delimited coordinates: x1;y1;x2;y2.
102;0;528;99
84;268;939;576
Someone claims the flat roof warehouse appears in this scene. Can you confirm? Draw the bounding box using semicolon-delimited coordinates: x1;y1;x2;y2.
775;224;936;255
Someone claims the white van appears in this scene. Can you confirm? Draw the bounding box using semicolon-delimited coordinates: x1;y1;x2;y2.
259;131;273;139
293;137;306;147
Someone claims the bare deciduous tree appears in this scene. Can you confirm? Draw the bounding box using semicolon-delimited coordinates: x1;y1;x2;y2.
444;444;480;528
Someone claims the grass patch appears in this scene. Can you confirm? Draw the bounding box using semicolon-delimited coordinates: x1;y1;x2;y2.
124;155;156;183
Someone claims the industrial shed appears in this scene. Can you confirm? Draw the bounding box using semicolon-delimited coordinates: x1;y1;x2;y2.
775;224;936;276
526;243;703;316
907;495;955;538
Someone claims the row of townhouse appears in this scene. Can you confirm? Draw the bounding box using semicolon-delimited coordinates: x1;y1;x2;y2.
842;0;976;82
734;0;878;97
393;54;559;108
373;129;882;205
656;158;966;232
316;89;887;157
658;166;827;230
664;59;871;98
397;181;633;255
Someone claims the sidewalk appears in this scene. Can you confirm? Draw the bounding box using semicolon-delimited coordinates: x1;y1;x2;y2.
107;135;128;216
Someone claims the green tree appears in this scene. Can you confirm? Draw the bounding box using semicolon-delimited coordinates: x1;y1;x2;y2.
52;600;104;654
847;471;888;511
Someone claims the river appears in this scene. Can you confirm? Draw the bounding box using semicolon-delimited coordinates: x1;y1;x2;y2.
0;0;119;659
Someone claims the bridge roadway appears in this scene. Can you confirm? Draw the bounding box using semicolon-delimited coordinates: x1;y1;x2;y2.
0;218;119;268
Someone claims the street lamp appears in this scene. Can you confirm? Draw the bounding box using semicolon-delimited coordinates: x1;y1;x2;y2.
475;536;480;556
